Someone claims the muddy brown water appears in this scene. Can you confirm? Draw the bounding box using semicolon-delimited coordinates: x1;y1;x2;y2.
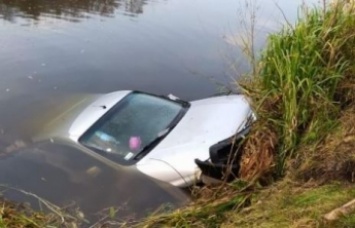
0;0;319;224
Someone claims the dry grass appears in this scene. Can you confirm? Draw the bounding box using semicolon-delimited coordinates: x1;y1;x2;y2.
134;181;254;228
221;181;355;228
291;107;355;183
239;121;277;184
0;198;50;228
0;186;85;228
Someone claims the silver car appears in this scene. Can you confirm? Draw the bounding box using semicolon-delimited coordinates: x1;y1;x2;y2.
36;90;254;187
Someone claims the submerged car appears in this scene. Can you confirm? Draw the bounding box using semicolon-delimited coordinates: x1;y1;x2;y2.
36;90;254;187
0;141;189;225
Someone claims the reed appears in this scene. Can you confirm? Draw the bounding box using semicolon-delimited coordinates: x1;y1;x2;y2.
240;0;355;178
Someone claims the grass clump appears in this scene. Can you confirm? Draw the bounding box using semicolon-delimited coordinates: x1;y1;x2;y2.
240;0;355;180
0;198;52;228
134;181;253;228
222;181;355;228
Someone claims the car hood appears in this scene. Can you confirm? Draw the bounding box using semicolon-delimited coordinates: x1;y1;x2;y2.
0;141;188;225
138;95;252;176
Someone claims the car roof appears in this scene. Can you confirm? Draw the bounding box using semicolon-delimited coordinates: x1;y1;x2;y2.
68;90;132;141
0;141;189;224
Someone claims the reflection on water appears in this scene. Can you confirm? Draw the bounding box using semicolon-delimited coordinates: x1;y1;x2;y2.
0;0;147;22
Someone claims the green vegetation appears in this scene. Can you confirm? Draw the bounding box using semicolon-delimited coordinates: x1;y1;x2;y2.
2;1;355;227
137;0;355;227
222;182;355;228
137;182;355;227
240;0;355;179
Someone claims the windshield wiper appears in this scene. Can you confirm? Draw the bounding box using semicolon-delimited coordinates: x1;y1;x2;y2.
84;144;108;155
134;129;169;160
158;94;190;108
133;102;188;161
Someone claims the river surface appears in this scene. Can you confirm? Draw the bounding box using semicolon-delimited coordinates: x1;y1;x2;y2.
0;0;319;222
0;0;320;140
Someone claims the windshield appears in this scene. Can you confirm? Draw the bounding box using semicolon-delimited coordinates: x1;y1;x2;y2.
79;92;186;165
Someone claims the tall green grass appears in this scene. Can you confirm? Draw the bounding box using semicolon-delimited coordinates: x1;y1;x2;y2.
242;0;355;176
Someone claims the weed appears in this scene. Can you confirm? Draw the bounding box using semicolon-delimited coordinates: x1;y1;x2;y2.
240;0;355;179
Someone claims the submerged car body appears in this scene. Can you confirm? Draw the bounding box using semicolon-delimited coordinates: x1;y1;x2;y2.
36;90;254;187
0;141;189;225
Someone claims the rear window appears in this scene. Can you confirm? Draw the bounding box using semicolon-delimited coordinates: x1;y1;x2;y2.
79;92;185;165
